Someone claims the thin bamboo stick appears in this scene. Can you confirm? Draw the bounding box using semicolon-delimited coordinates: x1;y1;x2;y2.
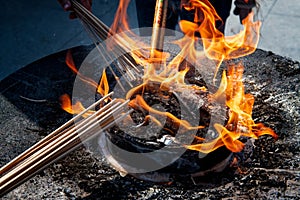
71;0;142;78
0;93;131;196
0;99;118;184
0;92;113;176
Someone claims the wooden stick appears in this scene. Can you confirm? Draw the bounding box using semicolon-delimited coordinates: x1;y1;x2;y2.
150;0;168;58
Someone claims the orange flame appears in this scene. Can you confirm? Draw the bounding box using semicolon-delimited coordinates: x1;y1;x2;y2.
60;0;277;154
97;69;109;97
110;0;131;33
178;0;261;80
186;64;277;153
60;94;94;118
128;95;205;131
61;51;110;115
66;50;98;89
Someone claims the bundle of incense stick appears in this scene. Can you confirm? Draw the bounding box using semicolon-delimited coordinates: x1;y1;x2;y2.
71;0;168;88
0;93;132;196
71;0;142;89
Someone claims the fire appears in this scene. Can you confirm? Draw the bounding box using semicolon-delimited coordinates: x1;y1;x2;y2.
186;64;277;153
61;51;110;115
128;95;205;131
66;50;109;97
65;50;98;89
178;1;261;80
60;94;94;117
61;0;277;155
97;69;109;97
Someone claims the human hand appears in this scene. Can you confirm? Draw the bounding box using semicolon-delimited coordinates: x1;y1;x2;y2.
233;0;256;23
57;0;92;19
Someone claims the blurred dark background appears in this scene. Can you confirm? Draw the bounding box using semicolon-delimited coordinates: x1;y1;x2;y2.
0;0;138;80
0;0;299;80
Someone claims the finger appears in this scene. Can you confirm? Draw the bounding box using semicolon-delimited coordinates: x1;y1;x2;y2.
69;12;77;19
57;0;72;11
81;0;92;11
